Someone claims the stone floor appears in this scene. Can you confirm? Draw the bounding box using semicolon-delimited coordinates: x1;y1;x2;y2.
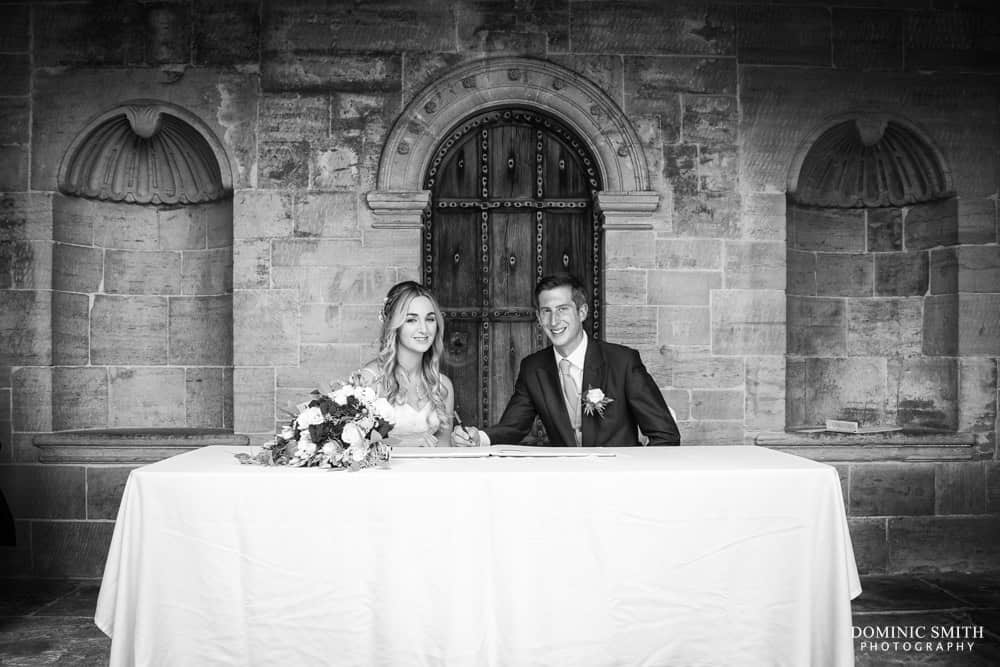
0;574;998;665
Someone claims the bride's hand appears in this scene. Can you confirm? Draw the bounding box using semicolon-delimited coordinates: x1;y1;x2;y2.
420;432;438;447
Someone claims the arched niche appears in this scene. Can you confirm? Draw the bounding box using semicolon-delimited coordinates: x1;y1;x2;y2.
367;56;659;229
785;112;959;433
47;100;236;443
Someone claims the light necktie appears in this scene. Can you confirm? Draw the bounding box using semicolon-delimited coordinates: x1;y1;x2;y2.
558;358;582;446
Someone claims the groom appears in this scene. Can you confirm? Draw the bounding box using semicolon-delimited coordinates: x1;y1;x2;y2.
452;273;681;447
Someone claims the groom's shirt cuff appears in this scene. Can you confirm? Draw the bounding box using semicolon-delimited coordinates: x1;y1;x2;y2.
479;431;491;446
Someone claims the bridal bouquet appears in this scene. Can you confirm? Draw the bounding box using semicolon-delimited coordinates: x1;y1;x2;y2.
235;378;395;470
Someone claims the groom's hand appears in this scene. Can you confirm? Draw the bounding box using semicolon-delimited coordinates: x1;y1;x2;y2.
451;425;481;447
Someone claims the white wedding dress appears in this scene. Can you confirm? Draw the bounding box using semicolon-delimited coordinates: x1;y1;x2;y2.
386;401;441;447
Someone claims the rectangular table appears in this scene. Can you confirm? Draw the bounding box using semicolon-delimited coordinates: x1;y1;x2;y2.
96;445;861;666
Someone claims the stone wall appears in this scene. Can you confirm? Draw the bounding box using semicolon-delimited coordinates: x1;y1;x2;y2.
1;0;998;577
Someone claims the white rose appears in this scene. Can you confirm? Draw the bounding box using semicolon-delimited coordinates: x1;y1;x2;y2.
341;422;365;448
356;415;375;434
355;386;376;405
279;425;295;440
585;388;605;403
321;442;337;457
297;406;325;428
350;443;369;462
330;385;353;405
372;397;394;421
297;439;317;457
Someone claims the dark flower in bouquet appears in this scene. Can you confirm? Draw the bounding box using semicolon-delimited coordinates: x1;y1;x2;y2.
236;379;395;470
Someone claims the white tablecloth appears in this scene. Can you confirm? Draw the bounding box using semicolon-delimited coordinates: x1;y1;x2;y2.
96;445;861;667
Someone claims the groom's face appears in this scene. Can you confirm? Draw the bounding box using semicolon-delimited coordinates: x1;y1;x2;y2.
537;285;587;352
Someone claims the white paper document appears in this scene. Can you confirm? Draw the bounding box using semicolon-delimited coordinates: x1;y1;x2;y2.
391;445;616;458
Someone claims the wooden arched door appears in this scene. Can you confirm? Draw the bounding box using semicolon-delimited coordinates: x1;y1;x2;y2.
423;108;603;438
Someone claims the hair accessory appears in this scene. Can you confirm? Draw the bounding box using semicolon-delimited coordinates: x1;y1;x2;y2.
377;296;389;323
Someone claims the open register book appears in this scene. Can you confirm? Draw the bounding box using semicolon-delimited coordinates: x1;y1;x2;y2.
392;444;616;458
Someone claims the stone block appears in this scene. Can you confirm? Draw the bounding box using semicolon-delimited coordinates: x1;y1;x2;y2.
458;0;567;51
193;0;259;65
0;193;50;245
922;294;958;356
169;296;233;366
691;389;744;421
656;239;723;270
929;247;958;295
233;239;271;289
277;344;363;391
0;144;27;190
676;420;743;445
272;238;370;268
261;53;402;94
906;9;1000;72
605;305;657;347
662;389;690;420
0;291;51;366
233;290;299;366
890;357;958;431
108;367;185;428
0;464;85;519
935;462;987;516
233;367;276;434
259;141;310;189
233;190;295;239
737;4;830;66
181;249;232;296
0;97;28;145
311;143;360;191
104;250;181;295
832;8;904;71
738;192;785;241
657;307;710;346
571;1;734;55
624;55;736;97
815;254;873;297
724;241;784;290
847;298;922;358
851;464;935;517
958;358;997;434
0;239;50;290
605;270;646;306
288;266;399;305
789;206;866;253
958;197;996;244
711;290;784;355
989;463;1000;514
90;295;168;365
93;202;159;250
662;144;698;196
300;304;342;344
157;206;207;251
804;357;886;426
634;345;673;384
32;521;116;578
52;243;103;293
51;194;96;245
904;198;958;250
786;250;815;297
0;6;29;52
958;294;1000;355
887;516;1000;573
264;1;452;54
673;191;740;238
875;251;928;296
11;367;51;432
682;95;736;144
87;466;136;520
182;367;224;429
204;203;232;249
698;143;737;193
956;245;1000;293
361;229;421;269
295;192;358;238
847;518;889;575
606;230;655;269
785;358;806;427
867;208;903;252
745;356;784;431
672;351;744;389
52;367;108;431
647;270;721;306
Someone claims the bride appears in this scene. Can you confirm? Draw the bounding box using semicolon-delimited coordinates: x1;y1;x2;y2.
357;281;454;446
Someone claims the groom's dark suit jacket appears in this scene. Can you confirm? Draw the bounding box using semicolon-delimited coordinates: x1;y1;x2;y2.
485;338;681;446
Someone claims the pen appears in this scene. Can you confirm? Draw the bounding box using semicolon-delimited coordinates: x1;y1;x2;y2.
454;411;472;439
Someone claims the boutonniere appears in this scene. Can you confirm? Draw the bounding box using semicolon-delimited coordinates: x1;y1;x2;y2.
582;386;614;418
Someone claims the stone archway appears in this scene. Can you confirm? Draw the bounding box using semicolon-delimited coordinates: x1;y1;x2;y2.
367;56;659;229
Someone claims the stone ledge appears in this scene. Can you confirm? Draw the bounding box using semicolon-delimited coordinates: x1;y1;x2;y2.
756;430;982;462
33;429;249;464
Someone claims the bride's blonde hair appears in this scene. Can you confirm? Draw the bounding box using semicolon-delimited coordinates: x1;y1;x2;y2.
373;281;449;425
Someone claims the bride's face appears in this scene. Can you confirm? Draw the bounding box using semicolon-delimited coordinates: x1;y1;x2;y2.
396;295;438;356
